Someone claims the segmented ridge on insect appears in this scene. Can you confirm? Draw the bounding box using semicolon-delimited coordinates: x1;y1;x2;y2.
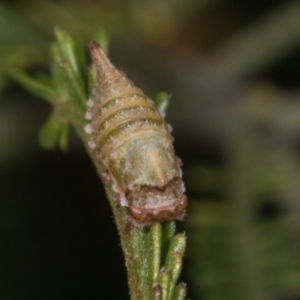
85;58;171;161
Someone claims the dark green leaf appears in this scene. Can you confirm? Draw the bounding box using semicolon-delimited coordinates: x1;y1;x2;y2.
9;69;55;102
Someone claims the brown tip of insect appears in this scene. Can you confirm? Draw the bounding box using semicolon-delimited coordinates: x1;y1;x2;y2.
89;41;113;70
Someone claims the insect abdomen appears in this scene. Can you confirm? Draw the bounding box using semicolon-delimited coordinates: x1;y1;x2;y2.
86;42;187;227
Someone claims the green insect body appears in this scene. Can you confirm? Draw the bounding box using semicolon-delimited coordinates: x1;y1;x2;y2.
86;42;187;227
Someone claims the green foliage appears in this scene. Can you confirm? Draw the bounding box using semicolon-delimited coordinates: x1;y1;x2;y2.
154;92;170;117
122;222;186;300
39;114;69;150
12;29;187;300
11;28;89;149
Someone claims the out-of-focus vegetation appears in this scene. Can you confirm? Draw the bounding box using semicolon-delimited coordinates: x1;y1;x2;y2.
0;1;300;299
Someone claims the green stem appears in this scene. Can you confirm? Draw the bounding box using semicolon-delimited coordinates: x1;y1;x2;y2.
12;28;187;300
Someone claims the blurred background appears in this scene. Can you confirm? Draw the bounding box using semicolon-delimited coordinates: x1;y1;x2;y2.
0;0;300;299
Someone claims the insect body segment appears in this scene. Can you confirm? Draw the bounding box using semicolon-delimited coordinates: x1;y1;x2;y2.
87;41;187;227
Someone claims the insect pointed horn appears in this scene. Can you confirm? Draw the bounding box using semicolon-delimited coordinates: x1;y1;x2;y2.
89;41;114;71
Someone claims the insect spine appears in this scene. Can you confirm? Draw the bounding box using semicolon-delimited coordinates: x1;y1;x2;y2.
86;41;187;227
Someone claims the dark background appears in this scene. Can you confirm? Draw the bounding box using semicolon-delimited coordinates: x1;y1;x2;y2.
0;1;300;299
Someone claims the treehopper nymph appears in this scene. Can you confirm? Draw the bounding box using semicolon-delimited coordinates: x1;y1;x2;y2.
86;41;187;227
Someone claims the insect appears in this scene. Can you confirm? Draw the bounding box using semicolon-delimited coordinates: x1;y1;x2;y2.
86;41;187;227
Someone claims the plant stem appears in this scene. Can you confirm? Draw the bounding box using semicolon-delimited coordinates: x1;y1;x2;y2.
11;28;187;300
